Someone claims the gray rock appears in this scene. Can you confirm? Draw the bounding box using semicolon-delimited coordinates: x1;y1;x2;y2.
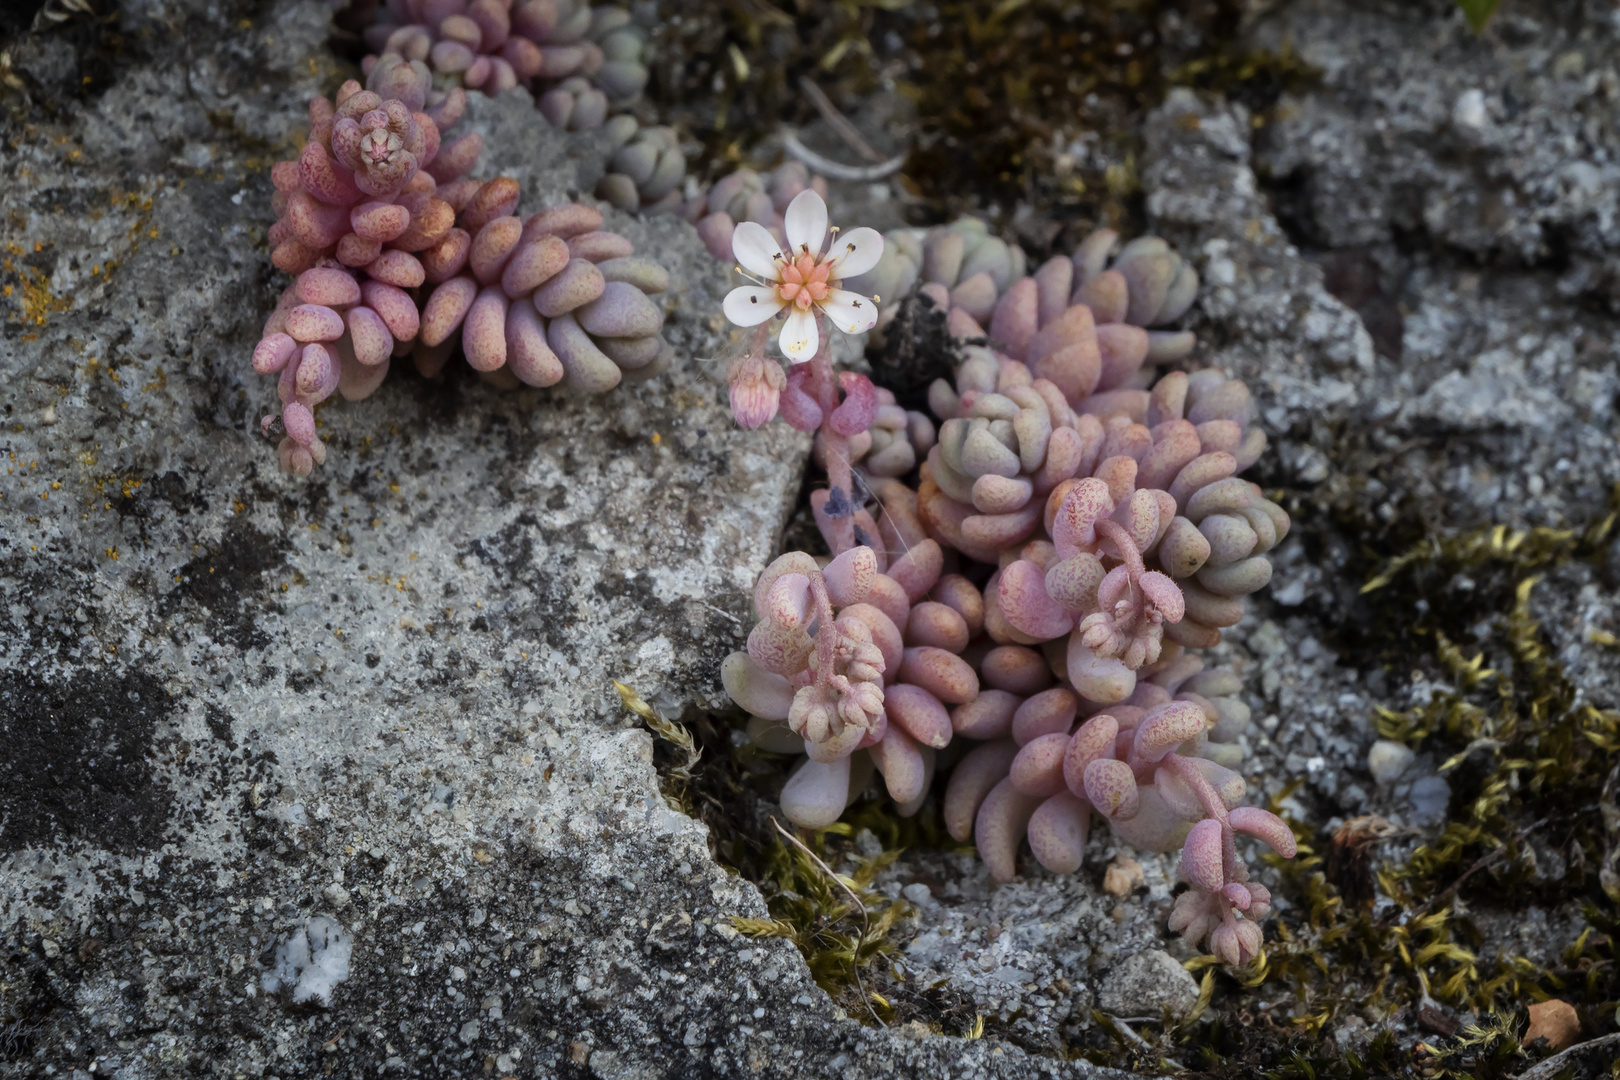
1095;951;1200;1019
1253;0;1620;301
0;2;1127;1077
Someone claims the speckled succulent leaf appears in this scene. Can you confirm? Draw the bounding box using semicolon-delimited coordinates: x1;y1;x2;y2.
1082;757;1139;821
1228;807;1297;857
1132;702;1207;764
823;546;878;608
1180;818;1225;893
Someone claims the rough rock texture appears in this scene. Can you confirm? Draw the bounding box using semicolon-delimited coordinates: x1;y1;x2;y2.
1094;951;1199;1020
1248;0;1619;535
0;2;1129;1077
1255;0;1620;295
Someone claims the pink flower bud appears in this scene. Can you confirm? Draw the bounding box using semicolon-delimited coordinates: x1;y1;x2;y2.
727;356;785;430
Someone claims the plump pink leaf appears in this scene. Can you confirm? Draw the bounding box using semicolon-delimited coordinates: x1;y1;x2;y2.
823;546;877;608
1180;818;1225;893
1062;713;1119;799
1228;806;1297;858
1028;790;1090;874
1082;757;1139;820
943;740;1019;842
997;559;1075;640
1132;701;1207;763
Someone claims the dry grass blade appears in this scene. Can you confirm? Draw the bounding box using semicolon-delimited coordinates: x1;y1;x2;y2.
769;815;886;1028
1406;818;1546;923
613;679;701;785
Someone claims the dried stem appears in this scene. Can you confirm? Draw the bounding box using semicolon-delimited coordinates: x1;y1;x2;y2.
1515;1032;1620;1080
811;312;855;555
795;76;883;163
769;816;885;1029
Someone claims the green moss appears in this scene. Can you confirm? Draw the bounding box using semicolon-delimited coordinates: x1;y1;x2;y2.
1162;491;1620;1074
731;823;913;1024
1453;0;1506;33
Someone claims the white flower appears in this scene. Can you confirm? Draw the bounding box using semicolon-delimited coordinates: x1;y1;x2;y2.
720;189;884;362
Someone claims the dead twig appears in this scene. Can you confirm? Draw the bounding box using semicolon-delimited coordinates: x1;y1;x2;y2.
1515;1032;1620;1080
769;816;886;1029
780;129;906;182
613;679;701;785
1097;1012;1186;1070
1406;817;1547;923
796;76;883;163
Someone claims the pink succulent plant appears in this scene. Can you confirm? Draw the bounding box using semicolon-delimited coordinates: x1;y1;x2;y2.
253;62;670;475
724;218;1296;965
257;59;475;474
362;0;649;130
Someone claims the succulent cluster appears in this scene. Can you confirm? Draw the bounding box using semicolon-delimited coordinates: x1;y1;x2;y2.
409;192;671;393
254;56;669;474
721;219;1297;965
844;217;1026;339
362;0;648;128
257;58;478;473
846;223;1199;370
594;118;687;215
685;161;829;263
830;385;937;480
260;4;1297;968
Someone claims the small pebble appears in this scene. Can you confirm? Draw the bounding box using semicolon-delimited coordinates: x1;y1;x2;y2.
1367;739;1414;785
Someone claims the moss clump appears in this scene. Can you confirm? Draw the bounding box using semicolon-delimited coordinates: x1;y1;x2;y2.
1159;492;1620;1076
665;697;979;1033
730;824;912;1022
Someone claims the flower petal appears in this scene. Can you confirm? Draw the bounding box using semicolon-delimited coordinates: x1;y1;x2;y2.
783;189;828;258
828;226;884;280
779;306;819;361
723;285;786;328
819;288;879;336
731;221;785;280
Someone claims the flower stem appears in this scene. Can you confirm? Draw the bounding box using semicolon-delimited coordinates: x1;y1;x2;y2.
1164;752;1240;881
810;312;855;555
811;571;838;696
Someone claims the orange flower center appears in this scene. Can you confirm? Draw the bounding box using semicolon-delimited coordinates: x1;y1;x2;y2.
776;251;833;311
